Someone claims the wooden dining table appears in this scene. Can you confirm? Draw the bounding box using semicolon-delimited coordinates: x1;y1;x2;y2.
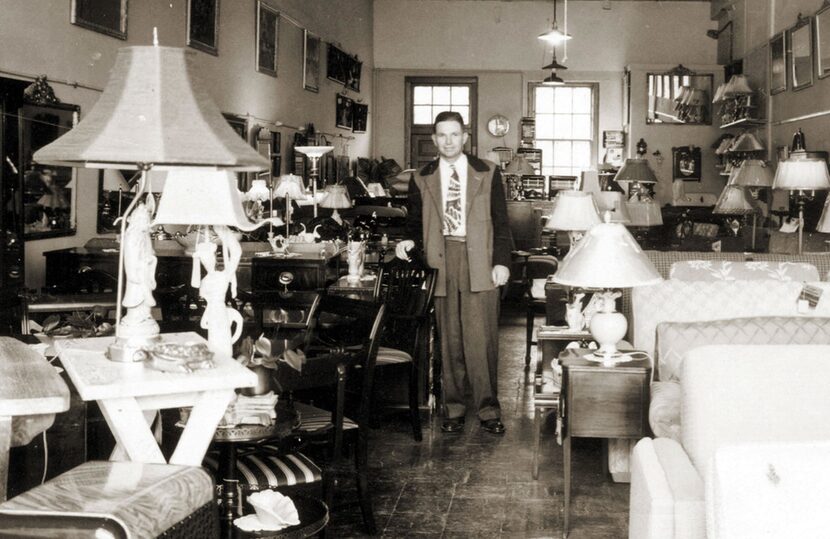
55;332;257;467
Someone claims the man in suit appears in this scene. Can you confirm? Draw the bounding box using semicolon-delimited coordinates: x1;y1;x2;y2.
396;111;513;435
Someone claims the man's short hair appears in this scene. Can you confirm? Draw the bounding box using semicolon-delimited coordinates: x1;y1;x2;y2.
433;111;464;133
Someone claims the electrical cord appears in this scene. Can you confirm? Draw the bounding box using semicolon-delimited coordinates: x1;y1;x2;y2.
40;430;48;485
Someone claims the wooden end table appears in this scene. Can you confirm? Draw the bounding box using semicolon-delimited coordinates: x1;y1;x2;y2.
559;348;651;538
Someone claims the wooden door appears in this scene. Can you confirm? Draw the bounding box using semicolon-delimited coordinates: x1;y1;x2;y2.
405;77;477;170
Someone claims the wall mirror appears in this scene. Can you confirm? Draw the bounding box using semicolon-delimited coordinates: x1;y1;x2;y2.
817;5;830;79
20;103;79;239
789;16;814;90
646;66;713;125
770;32;787;94
96;169;136;233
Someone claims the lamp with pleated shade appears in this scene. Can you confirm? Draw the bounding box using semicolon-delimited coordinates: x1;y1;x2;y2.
274;174;307;238
614;157;657;200
320;184;352;225
773;150;830;253
728;132;765;153
552;218;662;364
31;44;270;362
544;190;601;246
733;159;774;189
626;200;663;227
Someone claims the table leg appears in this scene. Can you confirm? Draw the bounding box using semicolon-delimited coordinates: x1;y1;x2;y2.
97;398;166;464
563;434;571;539
171;389;235;467
532;407;542;480
0;416;10;502
110;409;157;462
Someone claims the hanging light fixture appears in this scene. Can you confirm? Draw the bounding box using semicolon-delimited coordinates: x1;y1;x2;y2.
539;0;572;44
542;70;565;86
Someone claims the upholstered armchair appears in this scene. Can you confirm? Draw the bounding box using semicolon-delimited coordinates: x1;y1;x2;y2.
629;344;830;539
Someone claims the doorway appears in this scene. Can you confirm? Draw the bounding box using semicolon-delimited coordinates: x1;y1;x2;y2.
405;77;477;170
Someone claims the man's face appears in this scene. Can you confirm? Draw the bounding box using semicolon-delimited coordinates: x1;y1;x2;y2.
432;120;468;162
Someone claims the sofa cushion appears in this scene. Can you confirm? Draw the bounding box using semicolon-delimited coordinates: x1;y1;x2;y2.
649;381;682;440
656;316;830;382
681;345;830;481
669;260;819;282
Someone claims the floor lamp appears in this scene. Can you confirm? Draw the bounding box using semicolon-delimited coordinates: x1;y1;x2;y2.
274;174;307;239
772;150;830;254
33;44;271;362
294;146;334;217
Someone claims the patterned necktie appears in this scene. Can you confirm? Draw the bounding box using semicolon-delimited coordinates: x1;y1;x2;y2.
444;164;462;235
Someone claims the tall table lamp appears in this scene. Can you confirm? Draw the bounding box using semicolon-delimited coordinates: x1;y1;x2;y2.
552;218;662;365
273;174;307;238
294;146;334;217
32;44;271;362
772;150;830;254
320;184;352;225
544;190;601;248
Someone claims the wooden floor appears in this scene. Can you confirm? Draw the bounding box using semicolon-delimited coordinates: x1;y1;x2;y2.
326;302;630;538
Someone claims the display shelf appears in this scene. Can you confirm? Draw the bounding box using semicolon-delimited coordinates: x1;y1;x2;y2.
719;117;766;129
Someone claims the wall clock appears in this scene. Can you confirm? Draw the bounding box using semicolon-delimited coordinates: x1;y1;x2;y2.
487;114;510;137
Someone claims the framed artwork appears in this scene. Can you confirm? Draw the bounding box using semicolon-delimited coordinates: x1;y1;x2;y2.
256;1;279;77
71;0;127;40
672;146;701;182
19;103;80;239
187;0;219;56
336;95;354;130
769;32;787;94
789;16;814;91
346;58;362;92
817;4;830;79
303;30;321;93
327;44;348;84
352;103;368;133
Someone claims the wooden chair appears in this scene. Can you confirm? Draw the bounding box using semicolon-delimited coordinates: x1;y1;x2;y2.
373;257;437;441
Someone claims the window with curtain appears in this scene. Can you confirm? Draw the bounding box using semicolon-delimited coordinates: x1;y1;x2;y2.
529;83;598;178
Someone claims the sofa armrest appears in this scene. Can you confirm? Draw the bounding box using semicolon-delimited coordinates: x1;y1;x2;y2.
629;438;705;539
649;381;681;442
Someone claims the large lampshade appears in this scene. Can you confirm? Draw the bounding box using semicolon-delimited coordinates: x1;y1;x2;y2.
626;200;663;227
613;158;657;185
594;191;631;224
33;46;269;171
553;220;662;363
504;155;536;175
153;169;281;230
544;191;601;231
773;151;830;191
320;184;352;209
713;186;758;215
732;159;774;188
273;174;307;199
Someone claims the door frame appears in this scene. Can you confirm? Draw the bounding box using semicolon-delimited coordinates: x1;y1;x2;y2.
404;76;478;169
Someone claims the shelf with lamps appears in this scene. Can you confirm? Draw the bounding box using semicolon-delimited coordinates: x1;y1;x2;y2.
32;40;276;362
715;74;762;128
772;133;830;254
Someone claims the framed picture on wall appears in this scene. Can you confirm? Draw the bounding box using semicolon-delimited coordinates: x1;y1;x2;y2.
770;32;787;94
71;0;127;40
816;3;830;79
303;30;321;93
187;0;219;56
336;95;353;130
788;15;814;91
327;44;348;84
255;1;279;77
352;103;368;133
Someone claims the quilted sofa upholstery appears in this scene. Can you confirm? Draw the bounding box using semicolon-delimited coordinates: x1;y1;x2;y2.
629;345;830;539
650;316;830;440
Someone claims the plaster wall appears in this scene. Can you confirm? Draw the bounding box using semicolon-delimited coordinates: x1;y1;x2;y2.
0;0;373;288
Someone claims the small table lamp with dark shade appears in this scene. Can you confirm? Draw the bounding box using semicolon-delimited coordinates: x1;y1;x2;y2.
613;158;657;200
320;184;352;225
552;218;662;365
503;155;536;199
772;150;830;254
544;190;601;246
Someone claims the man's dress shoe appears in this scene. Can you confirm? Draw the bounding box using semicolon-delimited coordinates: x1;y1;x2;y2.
441;417;465;433
481;418;505;435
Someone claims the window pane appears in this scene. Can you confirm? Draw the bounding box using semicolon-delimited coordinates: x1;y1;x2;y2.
537;140;554;167
553;166;573;177
413;105;432;125
452;105;470;124
554;87;573;113
572;87;592;113
536;114;554;139
433;86;451;105
535;86;555;113
553;114;572;139
414;86;432;105
572;114;591;139
573;141;591;169
451;86;469;105
553;141;572;167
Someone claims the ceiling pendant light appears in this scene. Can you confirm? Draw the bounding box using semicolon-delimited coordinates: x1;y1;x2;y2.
538;0;572;44
542;49;568;71
542;70;565;86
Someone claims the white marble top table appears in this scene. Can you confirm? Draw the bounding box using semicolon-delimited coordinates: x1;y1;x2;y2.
56;332;256;467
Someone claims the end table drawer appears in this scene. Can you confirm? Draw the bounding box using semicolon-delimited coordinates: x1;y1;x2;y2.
566;370;648;438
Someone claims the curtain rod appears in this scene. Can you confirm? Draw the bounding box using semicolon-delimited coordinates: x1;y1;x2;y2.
0;68;102;93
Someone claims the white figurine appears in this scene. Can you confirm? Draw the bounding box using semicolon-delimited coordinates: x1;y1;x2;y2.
120;202;159;337
346;240;366;283
566;292;585;331
194;241;243;357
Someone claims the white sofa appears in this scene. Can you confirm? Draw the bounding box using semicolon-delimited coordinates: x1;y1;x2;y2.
629;344;830;539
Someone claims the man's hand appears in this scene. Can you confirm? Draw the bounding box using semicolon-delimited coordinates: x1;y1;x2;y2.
492;265;509;287
396;240;415;260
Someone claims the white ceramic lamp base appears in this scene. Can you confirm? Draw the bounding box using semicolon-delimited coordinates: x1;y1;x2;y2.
588;310;628;366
